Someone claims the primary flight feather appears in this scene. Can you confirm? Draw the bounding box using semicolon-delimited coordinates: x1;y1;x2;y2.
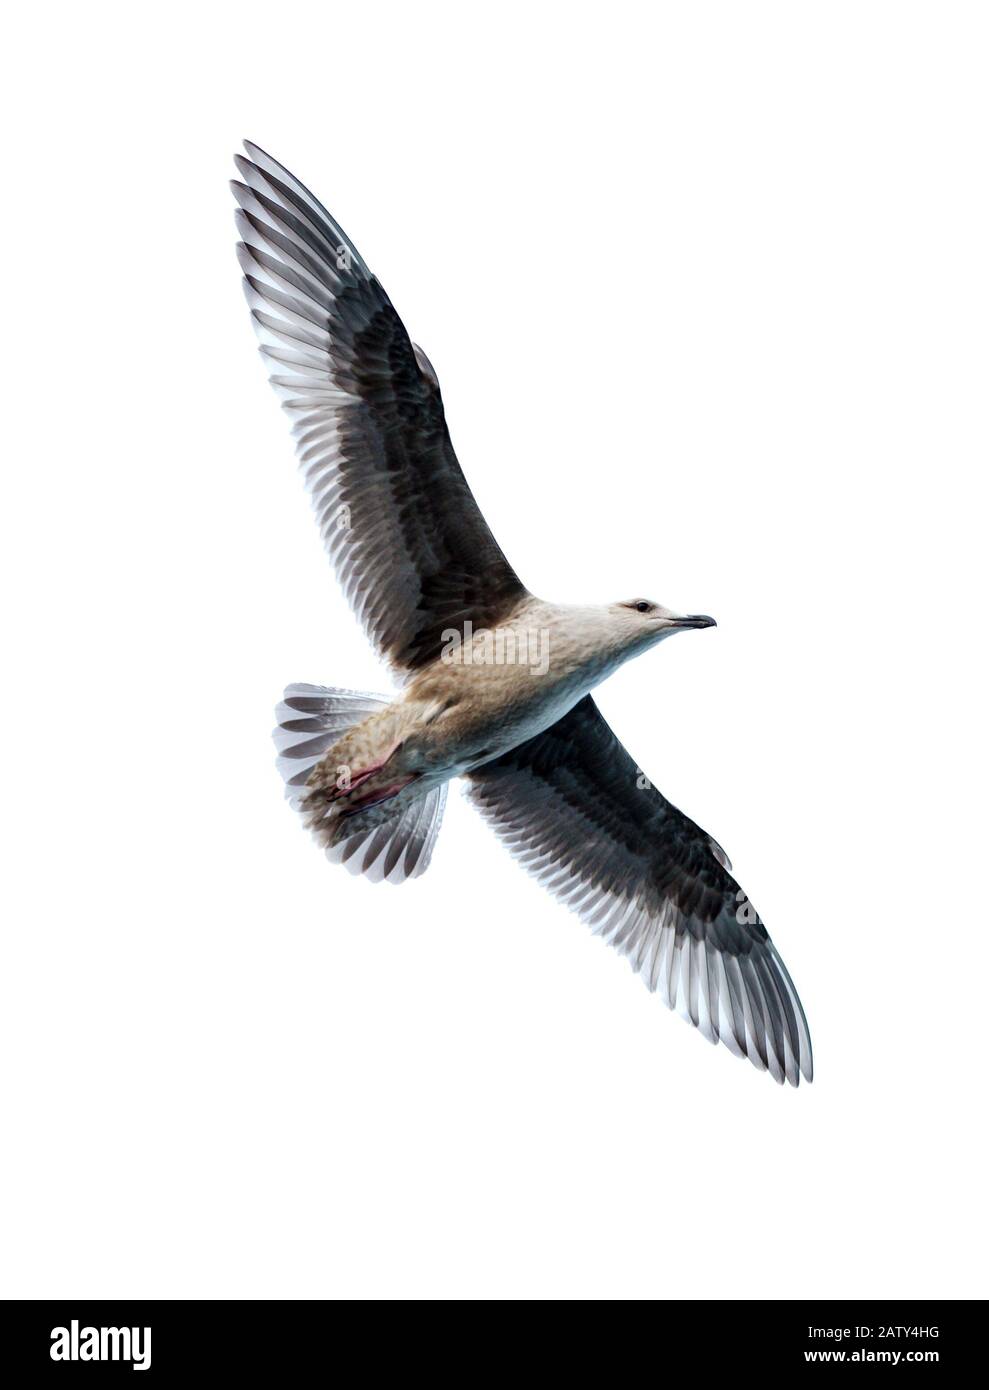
233;140;813;1086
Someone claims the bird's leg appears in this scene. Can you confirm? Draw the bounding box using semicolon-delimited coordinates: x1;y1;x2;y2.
341;772;422;817
324;741;405;802
321;735;426;816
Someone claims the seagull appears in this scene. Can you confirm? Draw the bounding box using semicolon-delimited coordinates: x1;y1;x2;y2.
233;141;813;1087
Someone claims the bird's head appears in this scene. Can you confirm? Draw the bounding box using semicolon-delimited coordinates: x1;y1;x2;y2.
607;599;717;656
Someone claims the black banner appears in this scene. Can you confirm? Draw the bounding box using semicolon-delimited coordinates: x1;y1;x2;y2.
0;1300;978;1377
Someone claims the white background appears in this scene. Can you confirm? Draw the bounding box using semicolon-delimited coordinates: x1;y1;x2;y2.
2;1;986;1300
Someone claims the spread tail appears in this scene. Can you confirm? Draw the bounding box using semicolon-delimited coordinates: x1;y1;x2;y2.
273;684;446;883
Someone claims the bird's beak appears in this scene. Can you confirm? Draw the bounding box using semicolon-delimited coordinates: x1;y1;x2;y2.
668;613;717;630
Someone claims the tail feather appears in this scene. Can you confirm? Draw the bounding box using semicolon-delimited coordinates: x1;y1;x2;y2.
273;683;447;883
274;684;388;806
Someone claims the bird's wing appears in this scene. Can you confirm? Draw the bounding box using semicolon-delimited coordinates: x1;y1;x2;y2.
465;696;813;1085
233;141;527;675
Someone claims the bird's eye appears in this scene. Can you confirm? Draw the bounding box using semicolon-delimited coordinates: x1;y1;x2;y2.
635;600;652;613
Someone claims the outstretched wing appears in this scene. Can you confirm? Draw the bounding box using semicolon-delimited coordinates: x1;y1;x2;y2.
466;696;813;1085
233;141;527;674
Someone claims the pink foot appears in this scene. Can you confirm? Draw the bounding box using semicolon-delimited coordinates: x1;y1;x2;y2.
327;744;402;802
341;774;420;817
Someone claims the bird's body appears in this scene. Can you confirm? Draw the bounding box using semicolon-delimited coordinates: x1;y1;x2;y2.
305;597;712;843
235;142;814;1086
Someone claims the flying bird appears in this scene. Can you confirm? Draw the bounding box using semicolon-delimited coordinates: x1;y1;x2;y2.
232;141;813;1086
